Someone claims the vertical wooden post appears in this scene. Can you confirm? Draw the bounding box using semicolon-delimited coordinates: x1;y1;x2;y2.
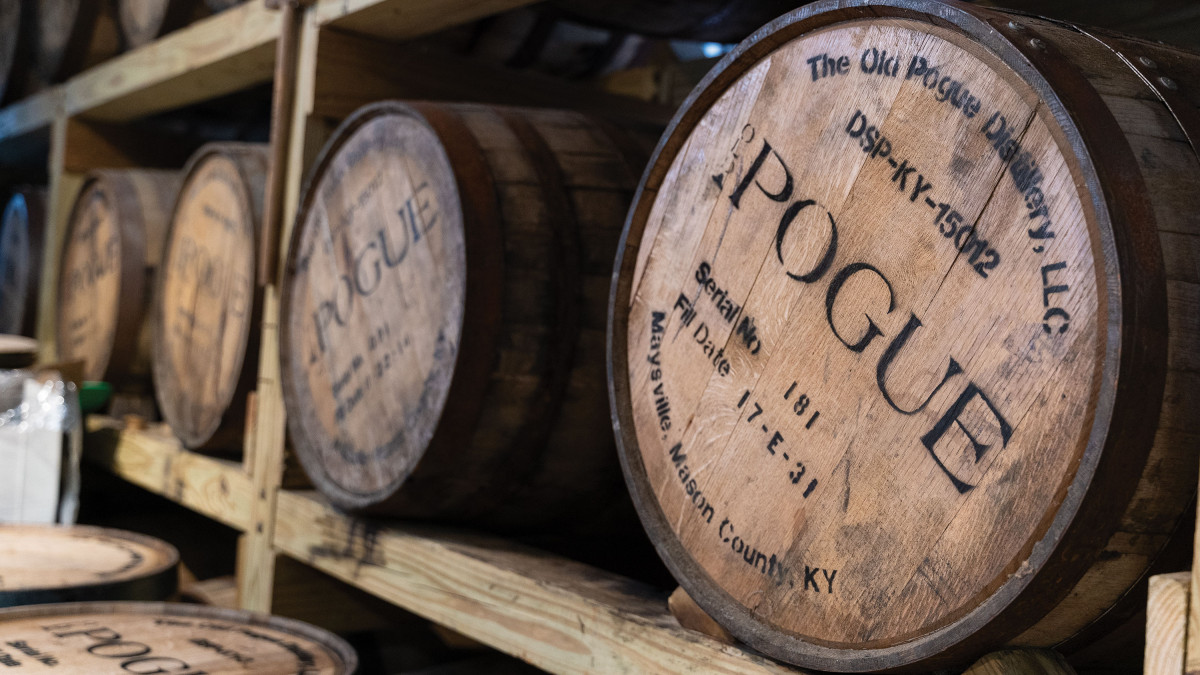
1149;572;1190;675
35;116;83;361
236;2;320;613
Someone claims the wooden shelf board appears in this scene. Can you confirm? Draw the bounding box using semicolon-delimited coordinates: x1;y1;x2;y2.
313;0;539;42
0;89;62;144
65;1;282;122
84;417;254;532
273;490;806;675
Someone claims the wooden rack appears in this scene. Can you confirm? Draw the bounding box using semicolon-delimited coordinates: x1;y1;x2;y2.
0;1;1107;673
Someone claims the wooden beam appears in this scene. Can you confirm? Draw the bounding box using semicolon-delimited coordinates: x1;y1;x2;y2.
0;88;61;143
65;1;281;122
84;418;255;532
1148;572;1189;675
311;29;674;129
273;490;806;675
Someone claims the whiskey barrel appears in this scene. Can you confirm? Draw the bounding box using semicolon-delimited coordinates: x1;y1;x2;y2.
608;0;1200;670
0;188;45;337
280;101;644;530
153;143;266;450
57;170;180;386
0;601;358;673
35;0;122;84
117;0;206;50
0;525;177;606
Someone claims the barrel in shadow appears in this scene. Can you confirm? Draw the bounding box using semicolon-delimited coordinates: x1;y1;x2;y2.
280;101;646;532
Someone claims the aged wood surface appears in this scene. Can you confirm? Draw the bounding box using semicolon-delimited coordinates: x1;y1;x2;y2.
0;525;178;606
280;101;641;530
608;0;1200;670
668;586;736;644
0;188;46;336
154;143;267;450
273;489;807;675
85;417;255;532
961;648;1076;675
0;601;356;673
1148;571;1189;675
56;169;179;385
65;0;279;121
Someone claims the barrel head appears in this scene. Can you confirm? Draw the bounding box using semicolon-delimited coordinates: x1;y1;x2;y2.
281;104;466;508
607;1;1178;669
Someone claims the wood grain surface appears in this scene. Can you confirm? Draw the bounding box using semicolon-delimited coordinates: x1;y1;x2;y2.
0;188;46;337
0;601;356;673
1147;571;1189;675
0;525;178;606
281;101;645;530
57;169;180;385
607;0;1200;670
154;143;266;450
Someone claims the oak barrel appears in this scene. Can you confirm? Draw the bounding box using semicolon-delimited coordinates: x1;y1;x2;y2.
57;169;180;386
0;188;45;337
0;525;178;606
34;0;122;84
607;0;1200;670
153;143;266;450
280;101;644;530
117;0;206;50
0;601;358;673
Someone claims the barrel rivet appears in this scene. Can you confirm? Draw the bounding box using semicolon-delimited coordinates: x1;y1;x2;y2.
1139;56;1157;68
1160;76;1179;91
1029;38;1046;50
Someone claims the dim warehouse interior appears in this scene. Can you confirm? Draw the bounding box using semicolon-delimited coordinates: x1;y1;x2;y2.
0;0;1198;673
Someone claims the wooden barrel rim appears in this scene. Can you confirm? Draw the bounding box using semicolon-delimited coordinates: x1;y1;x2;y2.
57;174;150;384
0;525;179;607
606;0;1167;669
281;101;507;509
0;600;358;673
153;144;263;448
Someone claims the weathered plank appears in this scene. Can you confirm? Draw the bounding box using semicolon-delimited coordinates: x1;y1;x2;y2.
84;417;254;532
273;490;807;675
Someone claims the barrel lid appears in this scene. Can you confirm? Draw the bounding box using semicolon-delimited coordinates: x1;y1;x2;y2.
610;0;1166;669
56;178;124;383
281;102;467;509
154;145;262;448
0;335;36;369
0;525;178;607
0;601;358;673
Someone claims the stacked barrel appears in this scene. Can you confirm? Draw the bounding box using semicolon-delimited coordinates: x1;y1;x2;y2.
10;0;1200;671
